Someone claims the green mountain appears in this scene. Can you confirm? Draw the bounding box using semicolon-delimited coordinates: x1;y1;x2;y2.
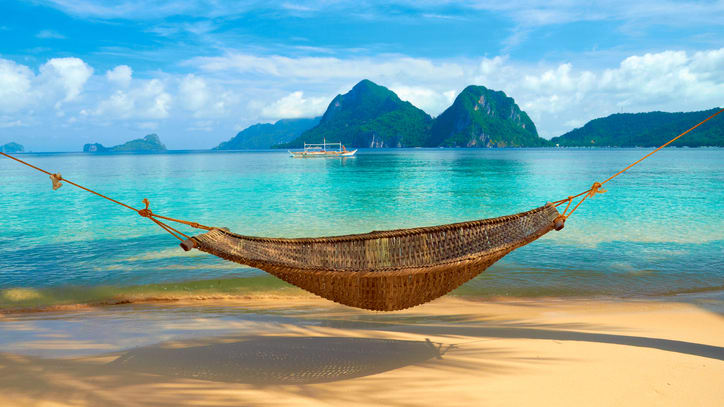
83;134;167;152
215;117;320;150
550;108;724;147
1;142;24;153
429;85;547;147
279;79;432;148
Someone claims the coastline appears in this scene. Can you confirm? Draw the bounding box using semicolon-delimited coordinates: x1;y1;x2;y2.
3;283;724;314
1;295;722;406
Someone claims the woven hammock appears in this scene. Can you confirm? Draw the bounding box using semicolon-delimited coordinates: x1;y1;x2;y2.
185;204;563;310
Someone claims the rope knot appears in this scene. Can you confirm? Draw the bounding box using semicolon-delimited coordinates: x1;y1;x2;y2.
588;182;607;198
138;198;153;218
50;173;63;190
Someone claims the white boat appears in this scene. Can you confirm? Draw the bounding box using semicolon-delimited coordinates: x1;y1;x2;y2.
289;139;357;158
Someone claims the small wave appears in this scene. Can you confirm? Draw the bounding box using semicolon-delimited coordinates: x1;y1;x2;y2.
118;248;208;262
0;276;304;313
3;276;723;314
451;283;724;299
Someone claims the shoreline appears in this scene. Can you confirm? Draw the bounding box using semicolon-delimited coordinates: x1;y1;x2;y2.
2;287;724;315
1;295;722;406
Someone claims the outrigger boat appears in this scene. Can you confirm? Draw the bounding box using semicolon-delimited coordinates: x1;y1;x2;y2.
289;139;357;158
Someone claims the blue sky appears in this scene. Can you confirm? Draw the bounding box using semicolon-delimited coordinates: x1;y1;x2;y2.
0;1;722;150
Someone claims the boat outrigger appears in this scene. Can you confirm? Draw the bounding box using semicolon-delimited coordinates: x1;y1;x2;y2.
289;139;357;158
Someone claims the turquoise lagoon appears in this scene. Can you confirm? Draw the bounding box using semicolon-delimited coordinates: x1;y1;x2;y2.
1;148;723;308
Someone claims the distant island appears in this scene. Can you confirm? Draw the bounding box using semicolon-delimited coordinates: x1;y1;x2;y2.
214;117;320;150
83;134;167;152
550;108;723;147
429;85;546;147
1;142;24;153
215;79;723;149
279;80;433;148
275;80;547;148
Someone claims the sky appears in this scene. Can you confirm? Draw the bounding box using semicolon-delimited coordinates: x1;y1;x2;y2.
0;1;722;151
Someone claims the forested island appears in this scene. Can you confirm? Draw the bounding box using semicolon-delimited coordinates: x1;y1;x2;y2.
83;134;167;152
550;109;723;147
214;118;320;150
1;142;24;153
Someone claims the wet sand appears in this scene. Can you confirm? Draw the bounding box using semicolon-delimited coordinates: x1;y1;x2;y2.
0;294;723;406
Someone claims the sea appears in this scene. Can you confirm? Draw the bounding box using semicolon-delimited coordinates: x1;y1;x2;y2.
1;148;723;310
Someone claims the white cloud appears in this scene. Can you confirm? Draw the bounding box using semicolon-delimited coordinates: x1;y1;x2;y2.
38;57;94;105
39;0;258;19
95;78;171;119
95;90;134;118
191;53;467;83
0;57;92;114
178;74;237;118
261;91;328;119
106;65;132;87
451;0;724;28
443;90;457;104
0;117;24;128
136;80;172;119
565;119;584;128
280;2;315;12
179;74;209;110
390;85;454;115
38;0;724;28
36;29;65;39
0;59;34;113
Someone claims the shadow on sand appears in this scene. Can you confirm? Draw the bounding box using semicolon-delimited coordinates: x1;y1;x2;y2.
109;336;450;385
1;315;722;406
314;318;724;361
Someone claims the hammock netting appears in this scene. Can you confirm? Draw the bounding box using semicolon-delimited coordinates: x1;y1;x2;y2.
188;204;562;310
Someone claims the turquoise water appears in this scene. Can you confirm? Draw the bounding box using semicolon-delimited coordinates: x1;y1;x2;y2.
1;148;723;308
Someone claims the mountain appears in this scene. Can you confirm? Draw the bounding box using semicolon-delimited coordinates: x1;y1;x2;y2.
1;142;24;153
279;79;433;148
214;117;320;150
83;134;167;152
428;85;547;147
550;108;724;147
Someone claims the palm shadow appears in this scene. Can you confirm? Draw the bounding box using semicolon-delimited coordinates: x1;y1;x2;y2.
313;317;724;361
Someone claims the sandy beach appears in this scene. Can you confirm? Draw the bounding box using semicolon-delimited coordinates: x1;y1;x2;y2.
0;294;722;407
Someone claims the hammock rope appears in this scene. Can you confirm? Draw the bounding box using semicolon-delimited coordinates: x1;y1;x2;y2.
1;107;721;310
552;107;723;219
0;151;213;241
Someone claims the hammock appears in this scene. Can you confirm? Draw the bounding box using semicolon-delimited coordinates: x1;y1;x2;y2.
187;204;561;310
2;108;721;311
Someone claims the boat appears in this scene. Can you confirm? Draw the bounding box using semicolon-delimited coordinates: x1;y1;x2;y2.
289;139;357;158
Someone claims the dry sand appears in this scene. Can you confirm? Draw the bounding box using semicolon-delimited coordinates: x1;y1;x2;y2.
0;295;722;406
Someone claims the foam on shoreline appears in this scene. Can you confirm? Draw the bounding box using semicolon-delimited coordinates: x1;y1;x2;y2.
2;274;723;314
